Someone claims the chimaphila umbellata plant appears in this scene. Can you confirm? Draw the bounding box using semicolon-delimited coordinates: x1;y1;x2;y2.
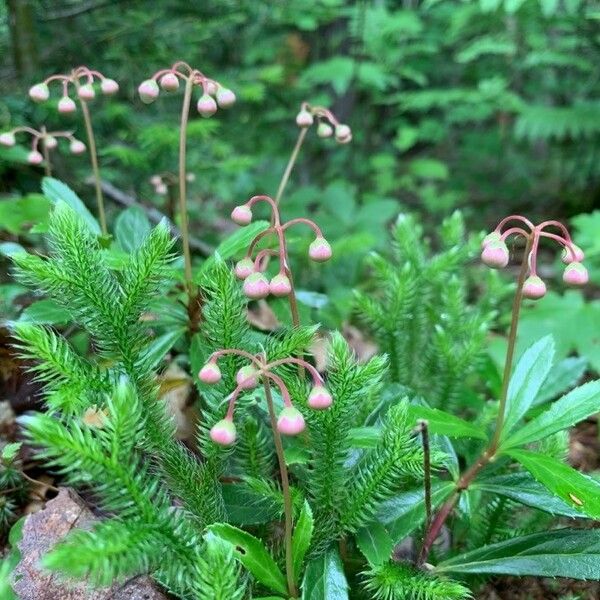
0;125;86;176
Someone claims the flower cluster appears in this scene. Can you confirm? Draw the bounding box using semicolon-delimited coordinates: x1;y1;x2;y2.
29;66;119;112
149;172;195;195
198;349;332;445
295;102;352;144
138;61;235;117
231;195;331;300
0;126;85;164
481;215;588;299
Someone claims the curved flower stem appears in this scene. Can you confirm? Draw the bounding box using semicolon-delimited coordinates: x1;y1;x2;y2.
418;235;533;564
275;127;308;207
40;127;52;177
276;227;301;330
263;379;298;598
178;76;195;300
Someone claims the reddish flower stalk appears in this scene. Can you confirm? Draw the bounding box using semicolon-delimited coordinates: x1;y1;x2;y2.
0;125;85;177
230;194;331;329
198;349;332;598
29;66;119;235
419;216;587;565
138;61;235;303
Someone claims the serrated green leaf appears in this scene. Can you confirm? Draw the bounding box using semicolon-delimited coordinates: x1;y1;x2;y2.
503;380;600;450
209;523;287;595
356;522;393;567
139;328;186;370
292;500;314;582
436;528;600;578
407;405;487;440
114;206;151;253
534;356;587;406
42;178;100;235
506;449;600;519
222;483;280;525
302;548;348;600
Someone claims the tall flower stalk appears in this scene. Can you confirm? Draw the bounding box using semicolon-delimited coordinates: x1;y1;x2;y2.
28;66;119;235
0;125;86;177
199;349;333;598
138;61;236;304
418;215;588;564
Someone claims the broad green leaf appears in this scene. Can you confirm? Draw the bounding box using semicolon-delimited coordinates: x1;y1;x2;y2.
407;405;486;440
114;206;151;253
474;472;583;518
302;548;348;600
222;483;280;525
502;380;600;450
197;220;269;278
409;158;448;180
506;449;600;519
18;299;71;325
0;195;51;235
534;356;587;406
209;523;287;595
292;501;314;581
501;336;554;438
139;328;186;370
42;178;100;234
356;522;393;566
436;528;600;578
348;426;381;449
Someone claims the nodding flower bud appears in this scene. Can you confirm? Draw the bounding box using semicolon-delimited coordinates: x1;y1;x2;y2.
243;272;270;300
197;94;218;117
29;83;49;102
210;418;237;446
296;110;314;128
70;139;86;154
58;96;77;113
308;237;332;262
236;365;259;390
561;244;585;265
481;240;509;269
335;124;352;143
160;73;180;92
198;361;222;384
78;84;95;101
205;81;218;96
216;87;236;108
317;122;333;138
138;79;160;104
269;273;292;297
523;275;547;300
155;183;168;195
308;385;333;410
481;231;502;248
101;78;119;95
563;262;589;287
27;150;43;165
0;132;16;147
277;407;306;436
150;175;162;186
234;257;255;280
231;205;252;225
44;135;58;149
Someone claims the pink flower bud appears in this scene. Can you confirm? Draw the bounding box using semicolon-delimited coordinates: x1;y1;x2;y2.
58;96;77;113
78;84;95;101
138;79;160;104
160;73;179;92
561;244;585;264
101;78;119;95
231;205;252;225
481;231;501;248
210;419;237;446
269;273;292;297
563;262;589;286
0;132;15;147
308;385;332;410
234;258;255;280
296;110;314;128
481;240;509;269
155;183;168;195
243;272;270;299
198;361;222;384
236;365;259;390
44;135;58;150
29;83;49;103
216;87;236;108
277;407;306;436
308;237;332;262
150;175;162;186
186;173;196;182
27;150;43;165
523;275;547;300
197;94;217;117
70;139;86;154
205;81;218;96
335;124;352;143
317;122;333;138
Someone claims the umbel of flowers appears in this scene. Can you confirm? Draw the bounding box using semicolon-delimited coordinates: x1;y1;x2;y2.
199;348;333;446
481;215;588;298
295;101;352;144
